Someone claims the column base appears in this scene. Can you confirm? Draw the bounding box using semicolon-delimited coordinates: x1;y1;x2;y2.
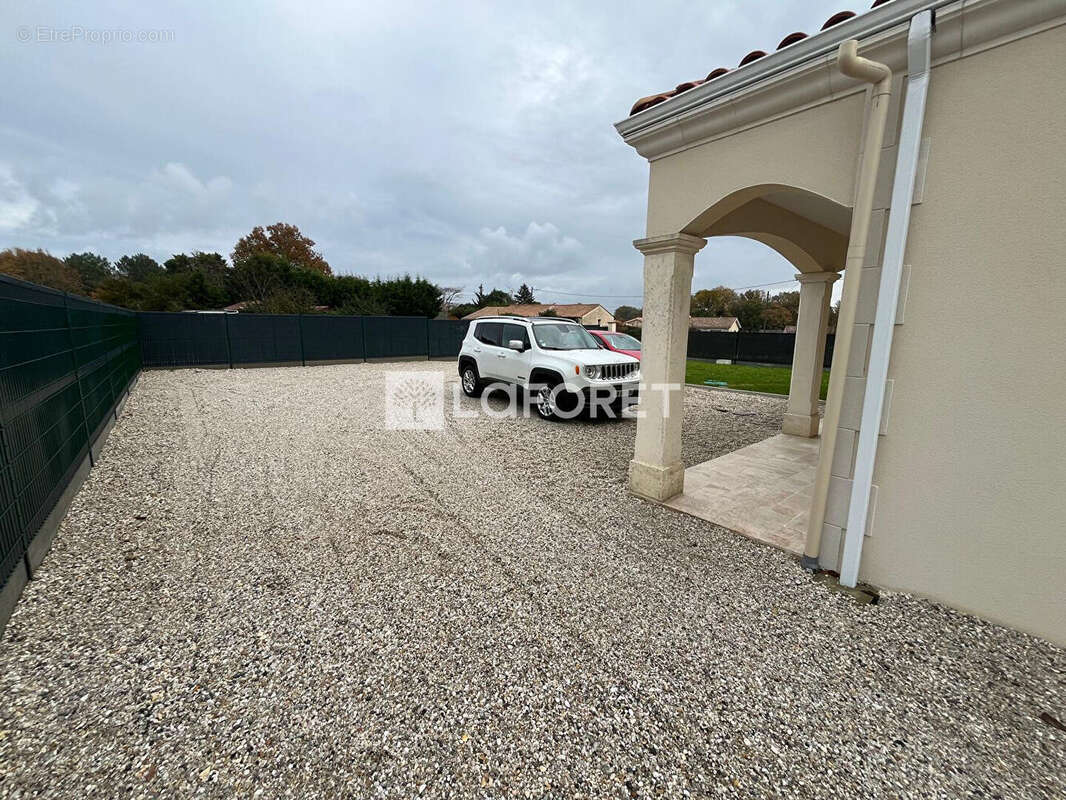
782;412;820;438
629;459;684;501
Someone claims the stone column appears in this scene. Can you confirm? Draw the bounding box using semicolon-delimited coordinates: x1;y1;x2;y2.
782;270;839;437
629;233;706;501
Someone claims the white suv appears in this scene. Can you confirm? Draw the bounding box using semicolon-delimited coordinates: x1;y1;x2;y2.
458;316;640;420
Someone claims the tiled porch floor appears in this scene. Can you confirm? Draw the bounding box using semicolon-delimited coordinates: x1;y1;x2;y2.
665;432;821;554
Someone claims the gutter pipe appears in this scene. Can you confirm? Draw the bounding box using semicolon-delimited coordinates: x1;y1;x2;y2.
801;39;893;569
839;10;934;587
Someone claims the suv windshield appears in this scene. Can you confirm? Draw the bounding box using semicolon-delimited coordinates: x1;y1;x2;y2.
603;333;641;350
532;322;601;350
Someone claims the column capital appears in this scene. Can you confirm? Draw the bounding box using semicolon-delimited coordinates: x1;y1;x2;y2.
633;233;707;256
795;270;841;284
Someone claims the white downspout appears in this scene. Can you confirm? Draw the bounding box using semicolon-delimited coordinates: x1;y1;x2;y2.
801;40;893;570
839;10;934;588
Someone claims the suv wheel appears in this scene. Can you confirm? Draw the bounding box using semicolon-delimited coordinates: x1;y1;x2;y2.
535;384;558;420
536;379;578;421
460;363;483;397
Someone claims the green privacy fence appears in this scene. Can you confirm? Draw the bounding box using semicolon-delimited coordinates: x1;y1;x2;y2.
138;312;469;368
0;274;140;602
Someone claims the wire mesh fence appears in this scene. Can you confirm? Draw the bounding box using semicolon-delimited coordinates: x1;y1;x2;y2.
138;312;468;368
0;274;139;592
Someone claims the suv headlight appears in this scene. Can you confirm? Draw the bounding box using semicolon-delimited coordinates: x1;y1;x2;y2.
583;365;601;380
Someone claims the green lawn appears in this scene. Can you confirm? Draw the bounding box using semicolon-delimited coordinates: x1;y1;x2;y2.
685;360;829;399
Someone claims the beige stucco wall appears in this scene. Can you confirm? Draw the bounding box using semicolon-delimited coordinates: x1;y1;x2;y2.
645;92;865;239
855;25;1066;644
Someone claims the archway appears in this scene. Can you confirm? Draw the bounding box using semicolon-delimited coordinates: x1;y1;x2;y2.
629;185;852;552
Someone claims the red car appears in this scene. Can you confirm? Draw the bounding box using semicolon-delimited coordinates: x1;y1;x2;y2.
589;330;642;360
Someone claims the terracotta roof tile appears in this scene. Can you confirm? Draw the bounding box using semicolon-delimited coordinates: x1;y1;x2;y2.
776;32;808;50
674;79;705;94
628;1;893;116
821;10;857;30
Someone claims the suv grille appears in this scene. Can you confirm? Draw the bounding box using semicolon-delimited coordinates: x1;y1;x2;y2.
600;363;639;381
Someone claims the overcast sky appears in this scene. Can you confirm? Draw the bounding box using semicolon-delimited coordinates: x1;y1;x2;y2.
2;0;850;309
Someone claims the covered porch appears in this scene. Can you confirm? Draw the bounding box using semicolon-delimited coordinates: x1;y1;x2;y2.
628;188;846;555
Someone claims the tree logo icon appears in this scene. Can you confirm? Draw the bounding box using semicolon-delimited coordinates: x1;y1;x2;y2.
384;371;445;429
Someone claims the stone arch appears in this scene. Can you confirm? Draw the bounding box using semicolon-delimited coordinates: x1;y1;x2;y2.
683;184;852;273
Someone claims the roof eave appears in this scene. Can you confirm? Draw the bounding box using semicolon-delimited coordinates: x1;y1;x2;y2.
614;0;947;160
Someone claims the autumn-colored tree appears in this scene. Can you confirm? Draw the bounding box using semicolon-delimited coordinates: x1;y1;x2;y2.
769;290;800;320
232;222;331;275
0;248;84;293
759;305;794;330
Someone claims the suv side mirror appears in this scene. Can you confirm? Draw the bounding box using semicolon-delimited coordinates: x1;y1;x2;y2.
507;339;526;352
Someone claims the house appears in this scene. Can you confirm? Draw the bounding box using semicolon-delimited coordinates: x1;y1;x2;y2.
617;0;1066;645
690;316;741;332
626;315;740;332
463;303;617;331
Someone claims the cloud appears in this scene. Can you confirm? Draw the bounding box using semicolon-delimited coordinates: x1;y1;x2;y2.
0;165;40;232
0;0;849;298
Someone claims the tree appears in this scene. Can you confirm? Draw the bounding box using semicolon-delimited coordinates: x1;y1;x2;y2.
614;304;641;322
115;253;164;282
64;252;113;291
373;275;442;318
731;289;770;330
769;290;800;321
227;252;294;305
538;308;559;317
450;302;477;319
759;305;794;330
0;248;83;292
440;286;464;315
232;222;331;275
474;284;513;308
692;286;738;317
164;251;227;277
514;283;536;304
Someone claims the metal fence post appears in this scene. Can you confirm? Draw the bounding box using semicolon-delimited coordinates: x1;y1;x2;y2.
733;331;741;363
224;313;234;369
297;314;306;366
425;318;432;358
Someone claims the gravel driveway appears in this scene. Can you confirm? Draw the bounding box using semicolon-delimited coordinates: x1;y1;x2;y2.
1;362;1062;799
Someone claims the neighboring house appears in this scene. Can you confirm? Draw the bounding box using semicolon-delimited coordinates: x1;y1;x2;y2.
626;316;740;331
783;325;797;334
690;316;741;332
618;0;1066;645
464;303;617;331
